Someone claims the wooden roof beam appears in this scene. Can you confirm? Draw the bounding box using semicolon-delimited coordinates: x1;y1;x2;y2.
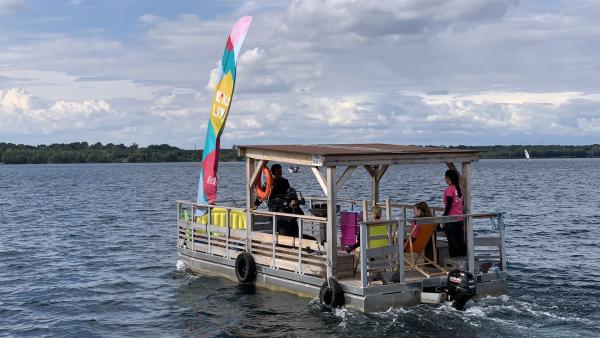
311;166;328;197
248;159;267;189
335;165;356;194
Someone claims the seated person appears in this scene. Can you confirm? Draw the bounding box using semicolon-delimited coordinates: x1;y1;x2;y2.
404;201;435;262
404;201;432;250
255;163;305;237
344;206;381;253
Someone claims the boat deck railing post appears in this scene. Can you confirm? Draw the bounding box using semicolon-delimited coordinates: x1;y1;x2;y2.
191;203;195;252
402;206;407;240
499;218;507;272
247;212;252;254
398;219;405;283
177;201;181;248
466;215;475;274
359;222;368;288
432;209;438;264
226;208;230;259
298;219;303;274
208;206;213;255
272;215;276;269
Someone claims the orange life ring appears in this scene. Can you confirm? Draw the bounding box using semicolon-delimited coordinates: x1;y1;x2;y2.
255;166;273;201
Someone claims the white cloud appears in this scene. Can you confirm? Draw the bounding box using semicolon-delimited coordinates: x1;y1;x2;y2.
1;0;600;147
0;0;24;15
0;88;119;134
139;13;162;24
0;70;163;101
283;0;514;39
239;47;264;65
577;118;600;132
422;91;589;106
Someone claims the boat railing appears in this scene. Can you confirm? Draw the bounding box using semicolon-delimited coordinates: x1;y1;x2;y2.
177;200;330;278
248;209;328;276
303;195;364;211
176;200;248;260
369;199;506;274
213;199;246;208
358;212;506;288
178;199;506;283
304;195;447;217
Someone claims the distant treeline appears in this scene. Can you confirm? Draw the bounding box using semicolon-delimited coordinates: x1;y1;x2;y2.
1;142;599;164
0;142;242;164
450;144;600;159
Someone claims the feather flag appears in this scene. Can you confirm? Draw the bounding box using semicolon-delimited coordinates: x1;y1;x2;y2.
197;16;252;206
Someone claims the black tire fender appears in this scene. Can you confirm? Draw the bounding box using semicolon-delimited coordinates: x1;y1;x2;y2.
235;252;256;283
319;277;344;310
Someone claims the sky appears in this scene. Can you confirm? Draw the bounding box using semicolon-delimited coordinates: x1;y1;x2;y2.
0;0;599;148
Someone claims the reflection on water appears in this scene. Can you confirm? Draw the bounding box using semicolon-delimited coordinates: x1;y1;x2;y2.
1;159;599;337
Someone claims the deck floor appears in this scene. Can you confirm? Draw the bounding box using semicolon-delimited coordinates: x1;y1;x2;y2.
339;266;448;287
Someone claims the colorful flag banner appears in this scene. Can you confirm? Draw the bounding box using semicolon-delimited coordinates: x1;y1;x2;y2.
197;16;252;207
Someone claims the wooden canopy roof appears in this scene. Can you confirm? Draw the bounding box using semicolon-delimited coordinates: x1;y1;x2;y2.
237;143;479;166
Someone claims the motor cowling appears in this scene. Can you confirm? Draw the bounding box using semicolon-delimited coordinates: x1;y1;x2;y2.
446;270;476;310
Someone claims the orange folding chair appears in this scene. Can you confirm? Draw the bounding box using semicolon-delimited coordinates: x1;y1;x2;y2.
404;223;446;278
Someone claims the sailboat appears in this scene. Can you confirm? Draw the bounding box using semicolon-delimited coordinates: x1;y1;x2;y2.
524;149;530;161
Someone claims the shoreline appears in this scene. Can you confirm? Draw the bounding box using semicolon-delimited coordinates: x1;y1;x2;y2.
2;157;600;165
1;142;599;164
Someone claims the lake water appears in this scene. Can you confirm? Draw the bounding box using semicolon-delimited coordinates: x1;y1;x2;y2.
1;159;599;337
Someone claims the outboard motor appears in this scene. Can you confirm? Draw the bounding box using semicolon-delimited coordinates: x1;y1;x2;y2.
446;270;476;310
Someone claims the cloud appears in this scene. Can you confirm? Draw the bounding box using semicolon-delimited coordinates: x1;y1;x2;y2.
139;13;161;24
577;117;600;132
0;88;120;134
0;69;162;102
1;0;600;147
0;0;25;15
282;0;514;39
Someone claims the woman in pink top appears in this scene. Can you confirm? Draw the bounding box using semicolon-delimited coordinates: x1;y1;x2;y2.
440;169;467;257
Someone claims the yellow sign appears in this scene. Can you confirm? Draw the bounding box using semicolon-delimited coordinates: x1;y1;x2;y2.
209;71;234;133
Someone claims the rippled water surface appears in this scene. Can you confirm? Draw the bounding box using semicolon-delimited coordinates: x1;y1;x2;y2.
1;160;599;337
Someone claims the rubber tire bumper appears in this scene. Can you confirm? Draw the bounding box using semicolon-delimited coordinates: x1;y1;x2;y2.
319;277;344;310
235;253;257;283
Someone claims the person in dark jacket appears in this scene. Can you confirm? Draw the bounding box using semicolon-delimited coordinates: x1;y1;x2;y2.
255;164;303;237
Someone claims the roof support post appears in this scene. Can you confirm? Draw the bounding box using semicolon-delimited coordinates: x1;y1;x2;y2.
376;164;389;182
364;165;378;205
364;164;388;206
462;161;474;274
245;157;255;253
326;166;337;279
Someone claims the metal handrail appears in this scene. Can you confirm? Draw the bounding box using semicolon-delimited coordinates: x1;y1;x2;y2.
395;212;502;225
176;200;246;212
250;209;327;222
303;195;362;205
379;201;445;212
355;212;506;287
